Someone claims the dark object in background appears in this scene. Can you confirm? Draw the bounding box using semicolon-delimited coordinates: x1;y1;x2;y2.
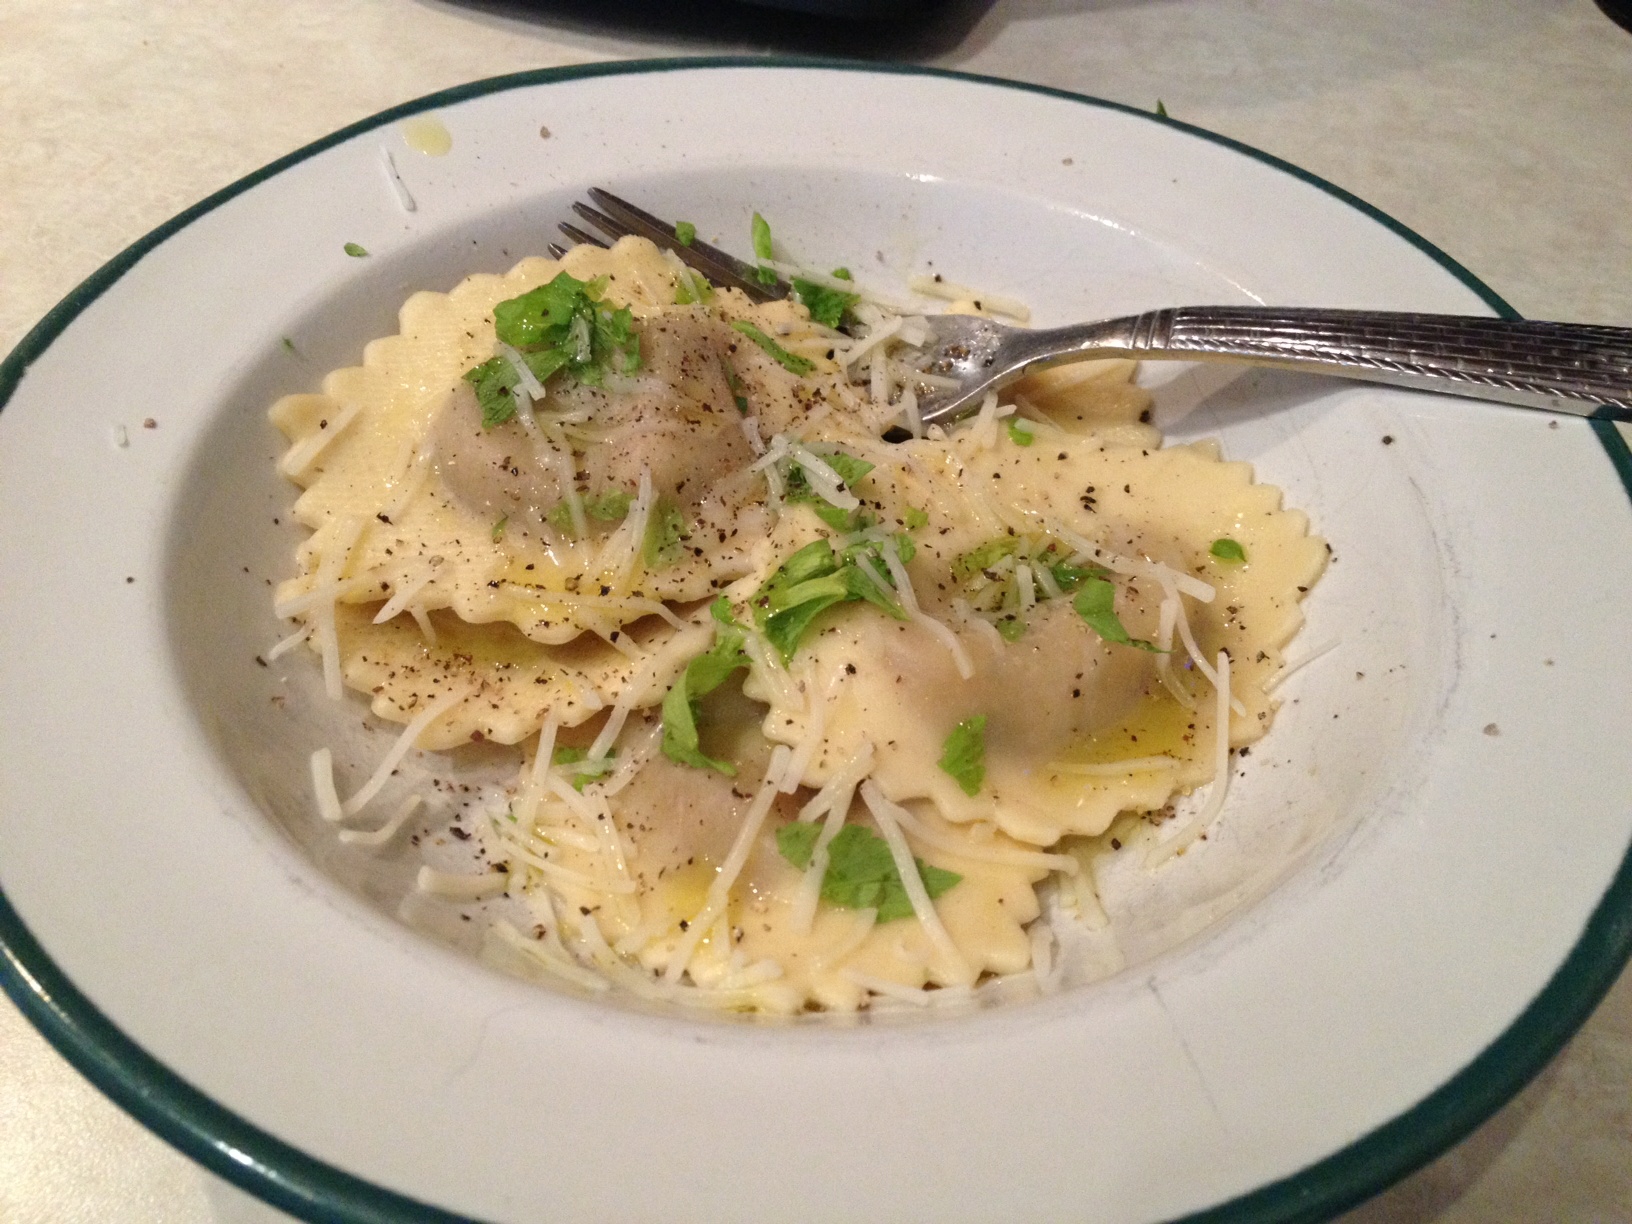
740;0;927;14
1598;0;1632;32
453;0;990;60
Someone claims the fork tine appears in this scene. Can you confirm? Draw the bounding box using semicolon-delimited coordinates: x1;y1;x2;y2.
558;222;608;249
547;242;569;259
586;187;786;303
572;201;633;242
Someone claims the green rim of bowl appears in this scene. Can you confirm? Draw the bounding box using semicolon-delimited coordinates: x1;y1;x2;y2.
2;56;1629;1224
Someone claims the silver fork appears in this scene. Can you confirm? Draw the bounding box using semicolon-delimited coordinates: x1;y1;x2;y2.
562;188;1632;426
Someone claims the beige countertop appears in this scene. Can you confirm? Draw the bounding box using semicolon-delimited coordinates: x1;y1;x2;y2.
2;1;1629;1220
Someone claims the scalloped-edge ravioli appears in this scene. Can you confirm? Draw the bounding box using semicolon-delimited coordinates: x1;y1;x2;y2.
272;233;1325;1013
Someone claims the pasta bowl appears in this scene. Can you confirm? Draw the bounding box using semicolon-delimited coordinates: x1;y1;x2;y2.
1;59;1630;1224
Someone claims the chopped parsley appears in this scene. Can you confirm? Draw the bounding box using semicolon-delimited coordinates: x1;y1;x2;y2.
660;599;751;774
643;496;688;569
1156;99;1169;118
552;746;615;791
1006;418;1036;446
1044;553;1102;592
939;716;987;795
720;357;749;414
776;821;822;867
587;489;633;521
750;537;907;660
951;535;1112;639
673;268;713;305
791;277;860;330
464;272;641;428
750;212;778;285
1210;537;1247;563
281;337;298;354
491;515;508;542
951;537;1021;582
343;242;369;257
674;220;696;246
903;506;929;530
750;212;774;259
776;823;961;922
1073;576;1163;651
547;489;635;536
465;356;525;428
783;449;875;531
731;321;814;376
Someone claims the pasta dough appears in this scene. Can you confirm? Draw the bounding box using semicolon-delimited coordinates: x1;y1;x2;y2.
272;234;1325;1013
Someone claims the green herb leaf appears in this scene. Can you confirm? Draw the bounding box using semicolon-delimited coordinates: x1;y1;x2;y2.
731;321;814;376
586;490;633;522
939;716;987;796
673;267;714;306
343;242;369;257
775;821;822;870
805;825;961;922
709;595;743;629
463;356;521;428
660;608;751;774
281;337;298;354
783;449;874;518
839;558;909;621
494;274;588;349
643;497;688;569
903;507;929;530
468;273;641;424
996;616;1026;642
720;357;749;414
762;592;849;660
675;221;697;247
758;538;840;601
831;267;853;281
1155;99;1168;118
546;502;570;532
1210;537;1247;563
809;503;872;533
750;537;906;660
951;537;1020;582
751;212;774;260
791;277;860;329
491;515;508;542
1048;559;1102;592
552;745;615;791
1073;576;1163;651
1006;418;1036;446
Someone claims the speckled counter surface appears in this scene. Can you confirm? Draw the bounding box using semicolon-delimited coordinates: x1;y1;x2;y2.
2;2;1629;1220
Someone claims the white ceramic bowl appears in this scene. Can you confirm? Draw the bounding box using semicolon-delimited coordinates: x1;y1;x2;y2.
2;60;1630;1224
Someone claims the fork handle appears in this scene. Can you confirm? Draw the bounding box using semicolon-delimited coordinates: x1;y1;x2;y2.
1044;307;1632;417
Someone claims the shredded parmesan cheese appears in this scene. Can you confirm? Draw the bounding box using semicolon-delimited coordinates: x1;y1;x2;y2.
338;794;423;847
860;782;972;983
340;685;469;817
416;865;508;900
279;401;362;479
664;761;783;985
1148;649;1234;867
309;748;344;823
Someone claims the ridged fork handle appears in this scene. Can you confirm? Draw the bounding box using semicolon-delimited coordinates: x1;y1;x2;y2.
1023;307;1632;417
